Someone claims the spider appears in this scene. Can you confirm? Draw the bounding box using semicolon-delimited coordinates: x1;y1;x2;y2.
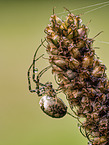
27;39;83;120
27;39;68;118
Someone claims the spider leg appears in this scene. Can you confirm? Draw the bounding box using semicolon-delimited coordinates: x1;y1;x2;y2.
35;65;51;96
78;123;87;138
28;62;51;96
28;62;36;93
28;38;52;96
28;39;46;93
54;74;62;85
41;39;47;48
32;39;46;83
85;123;94;143
27;54;44;93
67;112;82;124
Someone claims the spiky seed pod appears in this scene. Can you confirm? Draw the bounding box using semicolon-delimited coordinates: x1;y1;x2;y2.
44;12;109;145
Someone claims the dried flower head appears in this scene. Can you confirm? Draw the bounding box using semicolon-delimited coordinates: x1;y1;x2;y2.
44;9;109;145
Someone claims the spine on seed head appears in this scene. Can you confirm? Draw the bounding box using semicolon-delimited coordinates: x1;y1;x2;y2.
44;13;109;145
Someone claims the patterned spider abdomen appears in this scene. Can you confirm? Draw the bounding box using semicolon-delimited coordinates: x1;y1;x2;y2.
44;12;109;144
39;95;67;118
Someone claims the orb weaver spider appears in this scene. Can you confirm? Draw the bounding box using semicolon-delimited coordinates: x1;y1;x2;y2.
27;39;82;120
27;37;92;142
27;39;68;118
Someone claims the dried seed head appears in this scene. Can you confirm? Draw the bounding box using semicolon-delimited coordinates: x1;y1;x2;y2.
44;11;109;144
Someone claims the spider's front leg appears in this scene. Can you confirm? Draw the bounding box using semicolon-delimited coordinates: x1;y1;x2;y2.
27;54;45;93
27;62;36;93
27;39;46;94
28;38;52;96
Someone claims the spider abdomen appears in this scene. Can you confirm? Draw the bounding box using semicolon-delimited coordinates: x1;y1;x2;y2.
39;95;67;118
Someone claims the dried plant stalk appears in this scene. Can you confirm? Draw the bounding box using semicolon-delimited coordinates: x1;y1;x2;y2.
44;10;109;145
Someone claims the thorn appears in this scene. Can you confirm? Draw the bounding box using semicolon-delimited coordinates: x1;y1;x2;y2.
93;31;103;39
86;20;91;26
53;7;56;15
63;7;71;14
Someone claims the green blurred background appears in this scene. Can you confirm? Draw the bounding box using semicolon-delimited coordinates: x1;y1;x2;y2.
0;0;109;145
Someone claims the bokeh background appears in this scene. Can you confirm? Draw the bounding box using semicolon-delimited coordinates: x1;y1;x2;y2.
0;0;109;145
